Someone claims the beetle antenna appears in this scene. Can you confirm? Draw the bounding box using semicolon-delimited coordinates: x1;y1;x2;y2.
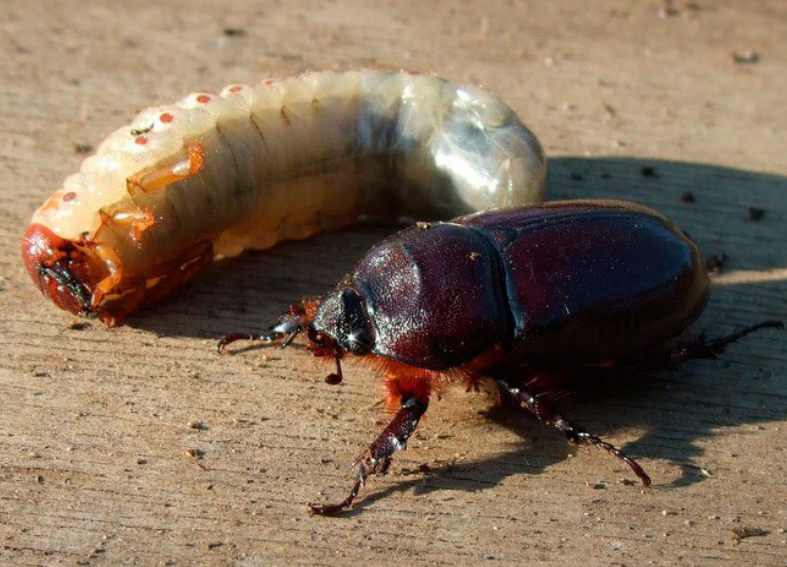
217;316;303;354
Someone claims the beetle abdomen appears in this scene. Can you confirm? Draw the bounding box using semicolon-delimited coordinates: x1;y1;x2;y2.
460;200;709;363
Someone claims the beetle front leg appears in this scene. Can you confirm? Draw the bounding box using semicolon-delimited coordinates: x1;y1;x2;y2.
495;377;651;487
308;396;429;516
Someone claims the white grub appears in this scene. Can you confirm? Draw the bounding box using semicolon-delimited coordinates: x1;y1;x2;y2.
29;71;546;321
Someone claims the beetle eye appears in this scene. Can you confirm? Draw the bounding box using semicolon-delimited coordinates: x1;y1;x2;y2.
339;288;374;355
347;328;373;354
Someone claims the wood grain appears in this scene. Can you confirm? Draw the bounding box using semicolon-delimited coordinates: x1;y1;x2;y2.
1;1;786;565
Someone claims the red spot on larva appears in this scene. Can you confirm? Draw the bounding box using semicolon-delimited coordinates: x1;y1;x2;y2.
196;94;211;103
229;85;242;93
264;79;275;86
135;136;149;145
62;192;77;202
160;112;174;123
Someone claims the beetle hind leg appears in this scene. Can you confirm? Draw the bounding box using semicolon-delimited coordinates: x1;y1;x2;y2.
308;396;429;516
628;319;783;370
495;377;651;487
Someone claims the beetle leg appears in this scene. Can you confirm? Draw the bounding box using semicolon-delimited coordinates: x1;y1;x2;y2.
495;377;651;487
627;319;783;370
308;396;429;516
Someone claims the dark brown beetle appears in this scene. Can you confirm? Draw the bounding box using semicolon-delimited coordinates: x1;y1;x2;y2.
219;199;782;515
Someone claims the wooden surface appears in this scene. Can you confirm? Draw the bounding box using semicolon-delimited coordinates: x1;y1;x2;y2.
2;1;786;565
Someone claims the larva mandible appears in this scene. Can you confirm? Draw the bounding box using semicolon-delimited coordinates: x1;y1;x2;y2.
22;70;547;325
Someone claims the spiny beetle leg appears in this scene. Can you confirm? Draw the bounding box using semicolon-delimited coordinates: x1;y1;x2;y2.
495;377;651;487
308;397;429;516
622;320;783;371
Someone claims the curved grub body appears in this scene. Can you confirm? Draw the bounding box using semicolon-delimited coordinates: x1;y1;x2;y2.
22;70;546;325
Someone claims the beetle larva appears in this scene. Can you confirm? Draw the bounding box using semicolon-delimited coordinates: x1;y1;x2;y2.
22;70;546;325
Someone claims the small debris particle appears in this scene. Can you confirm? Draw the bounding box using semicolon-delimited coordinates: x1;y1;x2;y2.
468;251;481;261
731;526;769;540
731;50;759;64
68;321;91;330
685;520;694;527
618;478;637;486
658;0;678;18
747;207;765;221
641;166;658;178
415;221;433;230
706;253;729;274
601;172;611;180
206;542;223;550
130;124;154;136
223;27;246;36
681;191;695;203
36;475;44;484
570;172;583;181
188;420;203;430
74;143;93;154
185;448;198;458
136;458;147;465
260;353;272;362
418;463;432;473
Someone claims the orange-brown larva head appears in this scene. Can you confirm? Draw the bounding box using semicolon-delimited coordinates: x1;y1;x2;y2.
21;223;93;316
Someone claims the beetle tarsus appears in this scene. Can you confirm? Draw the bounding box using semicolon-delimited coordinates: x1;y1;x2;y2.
572;429;651;486
627;319;784;370
217;315;306;354
216;332;275;354
308;466;366;516
495;378;650;486
308;397;428;516
669;320;783;365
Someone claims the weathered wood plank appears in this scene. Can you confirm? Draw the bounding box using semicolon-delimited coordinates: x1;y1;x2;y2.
1;1;786;565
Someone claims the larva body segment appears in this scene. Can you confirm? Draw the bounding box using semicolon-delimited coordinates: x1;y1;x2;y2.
22;71;547;325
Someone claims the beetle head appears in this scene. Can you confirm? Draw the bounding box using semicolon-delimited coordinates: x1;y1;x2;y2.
309;287;376;357
217;291;375;385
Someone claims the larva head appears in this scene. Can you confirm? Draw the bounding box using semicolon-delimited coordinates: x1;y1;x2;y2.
21;224;93;317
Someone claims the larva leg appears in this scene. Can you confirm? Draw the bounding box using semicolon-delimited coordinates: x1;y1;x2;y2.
99;209;157;243
91;240;213;324
495;377;651;487
308;396;429;516
126;141;205;194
